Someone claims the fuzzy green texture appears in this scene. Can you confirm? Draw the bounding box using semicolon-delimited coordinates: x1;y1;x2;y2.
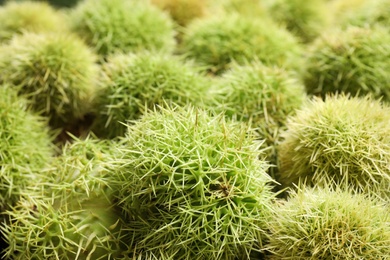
327;0;368;26
208;62;305;174
0;85;54;212
263;0;331;43
112;105;276;259
2;196;123;260
0;32;98;129
1;137;125;259
278;95;390;199
341;0;390;29
181;14;303;75
211;0;268;17
91;52;211;139
266;187;390;259
151;0;209;27
304;26;390;101
36;136;117;207
70;0;176;56
0;1;68;43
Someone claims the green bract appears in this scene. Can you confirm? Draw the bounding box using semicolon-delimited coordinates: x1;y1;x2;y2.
0;32;98;129
0;85;54;212
208;62;305;174
0;1;68;43
304;26;390;101
278;95;390;199
91;52;211;139
181;14;303;74
70;0;176;56
112;105;276;259
266;187;390;259
264;0;331;43
1;137;124;259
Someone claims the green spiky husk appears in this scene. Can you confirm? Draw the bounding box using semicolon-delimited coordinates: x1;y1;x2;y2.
211;0;268;17
0;85;54;212
208;62;306;175
111;104;276;259
327;0;368;26
91;52;211;139
0;1;68;43
1;137;125;259
35;136;118;206
278;94;390;199
304;26;390;101
263;0;331;43
0;32;98;129
151;0;209;27
181;14;303;75
70;0;176;56
339;0;390;30
266;187;390;259
2;196;124;260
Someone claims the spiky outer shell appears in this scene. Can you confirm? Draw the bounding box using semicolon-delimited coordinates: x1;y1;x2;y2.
2;196;124;260
263;0;331;43
181;14;303;75
327;0;368;26
0;86;54;212
278;95;390;200
112;105;276;259
339;0;390;29
70;0;176;56
91;52;211;139
210;0;268;17
266;187;390;259
0;32;98;129
0;1;68;43
208;62;305;175
35;137;119;208
151;0;208;27
304;26;390;101
1;137;125;259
